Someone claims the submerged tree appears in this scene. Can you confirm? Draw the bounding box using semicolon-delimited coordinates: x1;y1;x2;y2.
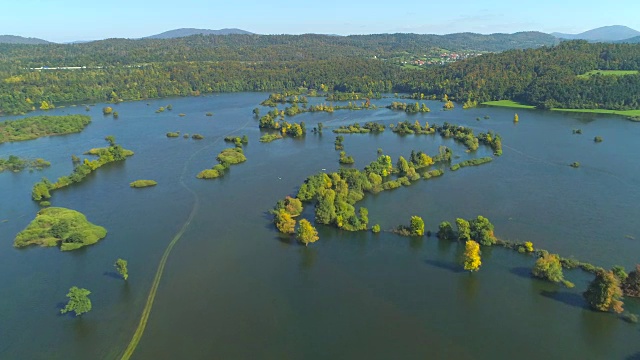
115;258;129;280
410;216;425;236
60;286;92;316
456;218;471;241
297;219;319;246
583;270;624;313
463;240;482;272
532;253;573;287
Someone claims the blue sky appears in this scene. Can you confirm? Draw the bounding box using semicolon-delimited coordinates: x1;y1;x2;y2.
3;0;640;42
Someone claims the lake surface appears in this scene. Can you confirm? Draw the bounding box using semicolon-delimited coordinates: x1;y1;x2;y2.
0;93;638;360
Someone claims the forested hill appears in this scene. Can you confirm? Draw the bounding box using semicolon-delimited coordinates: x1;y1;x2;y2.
144;28;254;39
0;32;557;67
0;35;51;45
399;41;640;110
1;40;640;115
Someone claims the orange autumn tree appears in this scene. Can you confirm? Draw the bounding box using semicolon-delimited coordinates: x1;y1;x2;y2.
583;270;624;313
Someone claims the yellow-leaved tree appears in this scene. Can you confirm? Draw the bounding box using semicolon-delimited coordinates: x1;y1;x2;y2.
463;240;482;272
297;219;319;246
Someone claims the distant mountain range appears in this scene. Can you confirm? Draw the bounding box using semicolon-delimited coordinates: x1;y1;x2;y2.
0;35;51;44
3;25;640;45
144;28;253;39
552;25;640;42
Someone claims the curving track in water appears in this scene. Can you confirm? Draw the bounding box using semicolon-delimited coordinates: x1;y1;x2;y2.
120;119;253;360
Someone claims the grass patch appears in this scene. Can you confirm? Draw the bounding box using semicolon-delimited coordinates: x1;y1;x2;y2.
577;70;639;79
14;207;107;251
551;108;640;117
483;99;640;118
482;100;535;109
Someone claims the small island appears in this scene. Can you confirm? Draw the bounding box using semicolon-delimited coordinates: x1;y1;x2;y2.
0;156;50;172
14;207;107;251
130;180;158;188
197;147;247;179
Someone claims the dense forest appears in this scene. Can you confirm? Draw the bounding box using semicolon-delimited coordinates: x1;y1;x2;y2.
396;41;640;110
1;36;640;115
0;32;557;67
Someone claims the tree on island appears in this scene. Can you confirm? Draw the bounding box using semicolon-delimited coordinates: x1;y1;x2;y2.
622;264;640;297
583;270;624;313
105;135;116;146
410;216;425;236
532;253;573;287
115;258;129;280
274;209;296;234
296;219;319;246
437;221;455;240
463;240;482;272
60;286;92;316
456;218;471;241
469;216;497;246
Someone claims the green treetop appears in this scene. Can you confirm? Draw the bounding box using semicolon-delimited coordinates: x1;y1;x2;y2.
60;286;92;316
115;258;129;280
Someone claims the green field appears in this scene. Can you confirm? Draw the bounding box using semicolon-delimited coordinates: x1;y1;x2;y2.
482;100;640;118
577;70;639;79
551;108;640;117
482;100;536;109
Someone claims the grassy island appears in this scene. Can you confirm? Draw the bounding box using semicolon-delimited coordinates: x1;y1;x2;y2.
14;207;107;251
0;115;91;144
130;180;157;188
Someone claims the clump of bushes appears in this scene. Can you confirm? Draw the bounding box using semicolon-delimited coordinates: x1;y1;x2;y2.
166;132;180;138
339;151;355;165
130;180;157;188
260;133;283;143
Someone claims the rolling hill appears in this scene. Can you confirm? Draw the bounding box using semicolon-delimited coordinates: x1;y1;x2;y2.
0;35;51;44
145;28;254;39
552;25;640;42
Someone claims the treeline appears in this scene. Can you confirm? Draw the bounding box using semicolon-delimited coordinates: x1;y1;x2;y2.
3;41;640;115
0;59;395;115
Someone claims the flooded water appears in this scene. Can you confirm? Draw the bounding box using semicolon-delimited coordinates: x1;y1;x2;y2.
0;93;638;359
